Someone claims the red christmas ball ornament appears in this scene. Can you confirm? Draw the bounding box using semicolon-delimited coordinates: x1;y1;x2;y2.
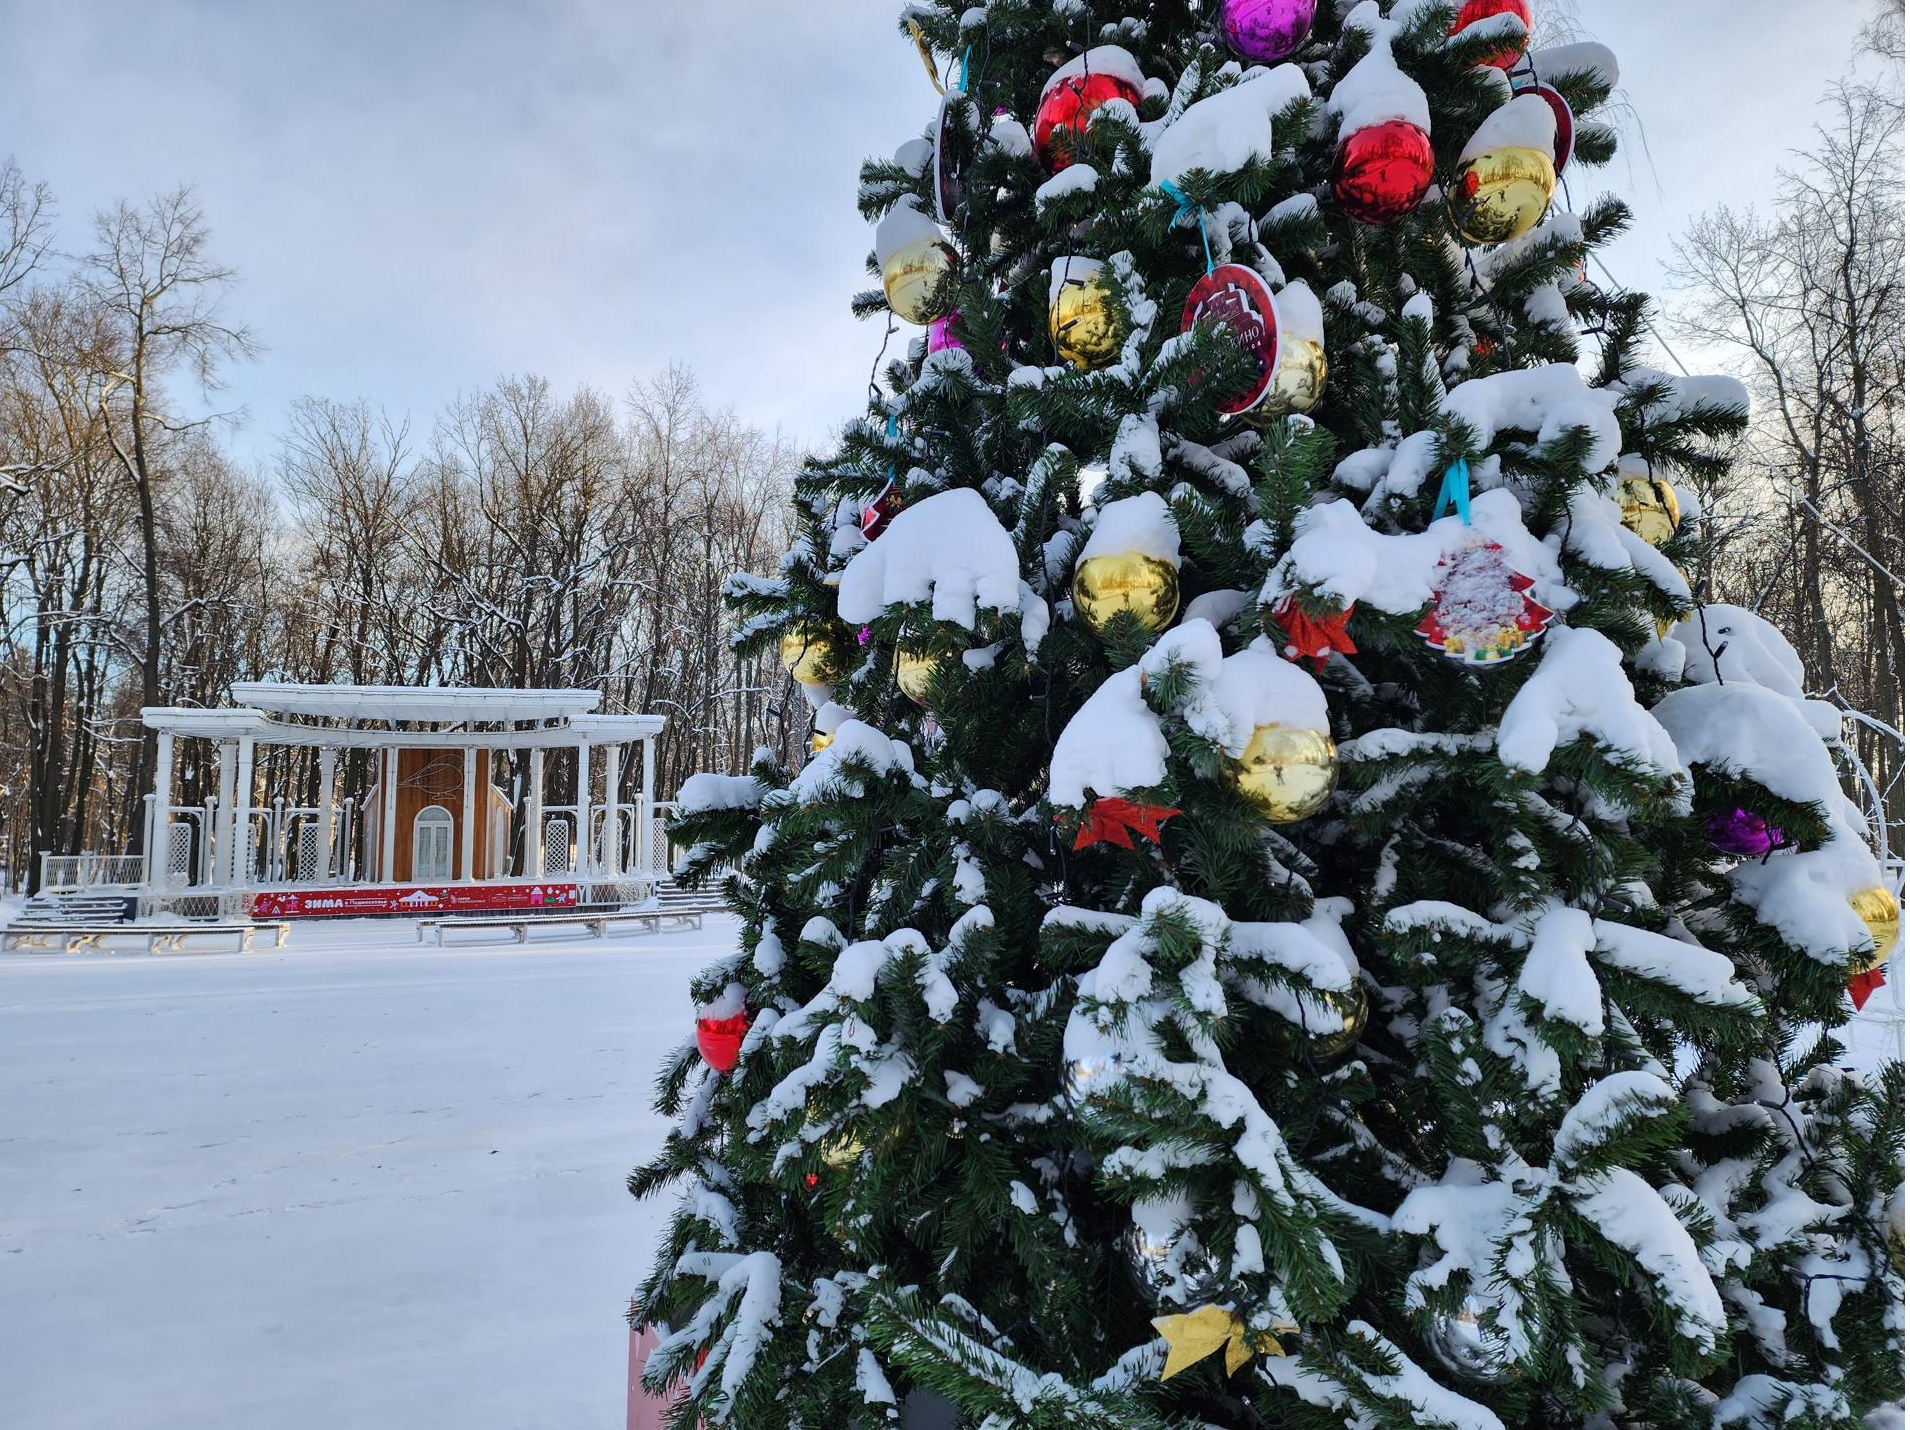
1181;263;1280;416
694;1008;750;1073
1033;50;1143;175
1331;119;1435;225
1448;0;1532;70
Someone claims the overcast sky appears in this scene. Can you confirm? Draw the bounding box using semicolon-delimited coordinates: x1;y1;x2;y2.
0;1;1886;468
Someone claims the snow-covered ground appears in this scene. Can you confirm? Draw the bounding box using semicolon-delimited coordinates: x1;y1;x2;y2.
0;916;731;1430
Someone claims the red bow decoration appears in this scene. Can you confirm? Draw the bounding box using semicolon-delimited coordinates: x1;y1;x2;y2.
1065;797;1182;851
1271;596;1357;672
1849;965;1887;1012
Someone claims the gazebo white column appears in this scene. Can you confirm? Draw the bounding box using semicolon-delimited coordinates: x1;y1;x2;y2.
575;740;593;879
148;730;175;889
215;739;238;887
639;735;656;875
380;746;398;883
599;742;621;878
230;734;256;887
526;748;545;878
460;746;477;881
317;747;338;883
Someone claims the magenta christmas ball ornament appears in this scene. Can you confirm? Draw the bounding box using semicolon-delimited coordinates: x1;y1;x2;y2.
927;312;964;355
1705;808;1785;858
1217;0;1316;65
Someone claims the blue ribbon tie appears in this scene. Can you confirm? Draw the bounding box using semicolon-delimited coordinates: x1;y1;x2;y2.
1432;457;1472;526
1160;180;1214;275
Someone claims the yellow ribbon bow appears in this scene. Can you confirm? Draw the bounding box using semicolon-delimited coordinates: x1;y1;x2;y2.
905;21;946;95
1151;1304;1294;1380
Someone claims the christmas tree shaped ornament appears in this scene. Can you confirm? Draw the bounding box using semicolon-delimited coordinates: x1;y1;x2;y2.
780;624;833;684
1072;492;1182;634
1424;1297;1516;1381
876;198;959;325
1447;0;1533;70
1253;281;1327;420
1454;95;1557;245
1216;0;1316;64
1618;472;1681;547
1414;541;1554;664
1231;722;1337;821
1049;256;1123;369
1181;263;1280;416
1512;79;1576;173
1032;45;1143;175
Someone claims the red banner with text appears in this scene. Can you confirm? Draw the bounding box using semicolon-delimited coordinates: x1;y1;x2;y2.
249;884;581;919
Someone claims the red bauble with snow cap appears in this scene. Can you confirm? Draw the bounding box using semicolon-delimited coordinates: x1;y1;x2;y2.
1332;119;1435;225
1032;46;1144;174
1448;0;1532;70
694;1003;750;1073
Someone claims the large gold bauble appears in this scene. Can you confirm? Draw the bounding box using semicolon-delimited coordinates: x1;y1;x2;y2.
1619;475;1681;548
882;235;960;325
1849;885;1902;972
1230;723;1337;822
1307;983;1368;1063
1251;336;1328;421
1454;144;1555;245
1072;552;1180;635
819;1128;866;1171
780;625;832;684
894;648;940;707
1050;266;1123;370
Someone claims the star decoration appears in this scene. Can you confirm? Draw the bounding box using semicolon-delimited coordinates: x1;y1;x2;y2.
1271;595;1357;672
1063;797;1182;851
1151;1303;1293;1380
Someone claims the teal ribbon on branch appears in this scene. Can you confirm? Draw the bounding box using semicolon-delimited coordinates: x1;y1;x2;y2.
1160;180;1214;275
1432;457;1472;525
958;46;971;93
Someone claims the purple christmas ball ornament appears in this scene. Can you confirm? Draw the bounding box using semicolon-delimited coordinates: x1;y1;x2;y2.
1218;0;1317;64
927;312;964;355
1706;808;1784;858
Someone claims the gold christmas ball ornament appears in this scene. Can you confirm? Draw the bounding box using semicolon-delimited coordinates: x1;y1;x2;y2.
882;235;961;325
780;625;832;685
810;729;834;755
1072;552;1180;635
1049;256;1124;370
1849;885;1902;972
1253;335;1328;420
894;647;940;707
1230;723;1337;822
1454;144;1555;245
1618;474;1682;548
1305;982;1367;1063
818;1127;866;1171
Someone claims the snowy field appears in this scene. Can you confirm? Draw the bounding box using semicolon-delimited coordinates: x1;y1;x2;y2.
0;915;733;1430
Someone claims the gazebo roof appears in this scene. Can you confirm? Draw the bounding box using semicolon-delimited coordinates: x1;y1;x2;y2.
231;683;599;724
141;685;664;746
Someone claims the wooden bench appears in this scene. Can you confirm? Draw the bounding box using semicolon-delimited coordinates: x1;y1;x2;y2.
416;910;664;947
2;921;290;955
647;889;726;930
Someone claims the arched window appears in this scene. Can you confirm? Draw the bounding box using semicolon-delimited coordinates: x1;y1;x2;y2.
412;804;453;882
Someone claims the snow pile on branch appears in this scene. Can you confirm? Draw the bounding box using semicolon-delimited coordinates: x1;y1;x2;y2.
1266;490;1569;617
838;487;1022;629
789;720;915;802
1664;604;1808;701
1326;3;1431;139
1652;681;1842;808
1276;280;1324;346
1443;364;1620;472
1050;666;1167;807
1079;490;1182;567
1570;1167;1726;1348
1036;162;1098;210
1184;636;1330;758
1616;366;1750;422
1458;93;1554;164
1149;64;1312;187
1529;42;1619;90
677;771;766;815
1498;627;1685;779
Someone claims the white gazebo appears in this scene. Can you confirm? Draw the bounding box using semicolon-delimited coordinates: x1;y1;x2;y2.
98;684;666;917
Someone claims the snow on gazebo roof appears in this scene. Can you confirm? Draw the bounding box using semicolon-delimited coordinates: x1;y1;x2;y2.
230;682;599;724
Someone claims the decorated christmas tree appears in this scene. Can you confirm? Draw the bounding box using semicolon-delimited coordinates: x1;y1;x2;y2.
633;3;1905;1427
